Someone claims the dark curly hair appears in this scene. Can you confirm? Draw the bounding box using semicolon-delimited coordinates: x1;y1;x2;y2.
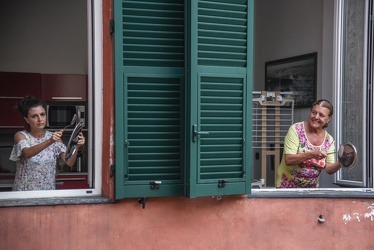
16;96;47;118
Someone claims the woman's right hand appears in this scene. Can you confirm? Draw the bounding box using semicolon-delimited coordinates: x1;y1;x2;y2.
298;150;327;169
49;130;63;144
286;150;326;166
308;150;327;160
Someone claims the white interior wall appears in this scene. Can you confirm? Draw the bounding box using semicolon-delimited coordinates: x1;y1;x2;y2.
0;0;87;74
254;0;325;122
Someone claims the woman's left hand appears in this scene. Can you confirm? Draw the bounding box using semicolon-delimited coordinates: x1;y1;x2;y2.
63;132;86;167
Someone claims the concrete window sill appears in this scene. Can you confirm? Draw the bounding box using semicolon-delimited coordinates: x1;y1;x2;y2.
0;196;113;207
248;188;374;198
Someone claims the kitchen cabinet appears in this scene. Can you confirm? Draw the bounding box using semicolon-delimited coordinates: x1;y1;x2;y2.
0;72;88;127
0;72;42;128
56;173;89;189
41;74;87;102
0;174;90;191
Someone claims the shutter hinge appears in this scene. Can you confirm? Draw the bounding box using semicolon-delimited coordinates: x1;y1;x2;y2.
110;164;115;177
150;181;162;189
218;180;228;188
109;19;114;34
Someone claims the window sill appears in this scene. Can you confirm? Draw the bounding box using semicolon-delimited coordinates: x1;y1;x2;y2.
0;196;113;207
2;189;374;207
247;188;374;198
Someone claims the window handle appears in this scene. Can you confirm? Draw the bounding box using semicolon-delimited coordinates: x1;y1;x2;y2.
193;124;209;142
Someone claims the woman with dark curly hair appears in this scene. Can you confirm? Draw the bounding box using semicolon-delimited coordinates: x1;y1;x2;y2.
9;96;85;191
276;99;341;188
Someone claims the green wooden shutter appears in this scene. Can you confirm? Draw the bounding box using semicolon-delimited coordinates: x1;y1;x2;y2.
114;0;185;198
114;0;253;199
187;0;253;197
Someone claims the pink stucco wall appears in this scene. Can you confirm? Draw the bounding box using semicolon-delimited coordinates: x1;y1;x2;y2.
1;196;374;249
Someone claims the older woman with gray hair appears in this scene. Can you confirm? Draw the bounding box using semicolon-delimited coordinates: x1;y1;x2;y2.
276;99;341;188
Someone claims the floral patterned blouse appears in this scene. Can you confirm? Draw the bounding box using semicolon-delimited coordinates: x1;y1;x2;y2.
9;130;66;191
276;122;335;188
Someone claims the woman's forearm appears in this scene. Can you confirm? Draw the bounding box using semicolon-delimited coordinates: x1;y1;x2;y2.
22;138;54;158
285;150;327;166
285;151;313;165
65;149;79;167
325;161;341;174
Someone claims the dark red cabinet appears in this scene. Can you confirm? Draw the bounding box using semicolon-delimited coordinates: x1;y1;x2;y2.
0;72;88;128
56;174;89;189
41;74;87;102
0;174;90;191
0;72;42;128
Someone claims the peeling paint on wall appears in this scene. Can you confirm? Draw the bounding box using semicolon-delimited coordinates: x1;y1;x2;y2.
364;205;374;221
343;203;374;224
343;214;352;224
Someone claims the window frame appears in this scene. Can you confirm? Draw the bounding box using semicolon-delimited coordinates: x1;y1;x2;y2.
251;0;374;196
333;0;370;187
0;0;103;201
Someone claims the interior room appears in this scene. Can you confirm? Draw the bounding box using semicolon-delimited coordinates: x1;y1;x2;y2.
0;0;90;190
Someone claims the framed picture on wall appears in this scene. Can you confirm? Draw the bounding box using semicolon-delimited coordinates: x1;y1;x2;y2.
265;52;317;108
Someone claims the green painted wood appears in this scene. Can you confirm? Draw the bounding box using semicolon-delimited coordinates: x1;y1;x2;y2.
114;0;185;199
187;0;253;198
114;0;253;199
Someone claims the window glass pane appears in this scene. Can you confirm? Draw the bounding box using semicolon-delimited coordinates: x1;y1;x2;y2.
340;0;366;182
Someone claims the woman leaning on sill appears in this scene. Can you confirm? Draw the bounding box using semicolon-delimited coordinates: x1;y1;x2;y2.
9;96;85;191
276;99;341;188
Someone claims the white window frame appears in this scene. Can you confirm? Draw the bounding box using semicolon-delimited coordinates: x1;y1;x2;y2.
334;0;369;187
251;0;374;195
0;0;103;200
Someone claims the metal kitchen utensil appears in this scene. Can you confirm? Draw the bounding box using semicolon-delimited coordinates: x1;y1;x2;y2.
65;121;84;162
337;142;357;168
326;143;357;167
62;114;77;130
327;144;344;155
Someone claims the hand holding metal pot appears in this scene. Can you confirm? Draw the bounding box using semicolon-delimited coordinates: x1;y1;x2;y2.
327;143;357;168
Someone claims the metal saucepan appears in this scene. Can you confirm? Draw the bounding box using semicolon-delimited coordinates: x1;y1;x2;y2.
327;142;357;168
65;121;84;162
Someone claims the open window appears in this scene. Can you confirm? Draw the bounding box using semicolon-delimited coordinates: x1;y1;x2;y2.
0;0;102;199
250;0;374;191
